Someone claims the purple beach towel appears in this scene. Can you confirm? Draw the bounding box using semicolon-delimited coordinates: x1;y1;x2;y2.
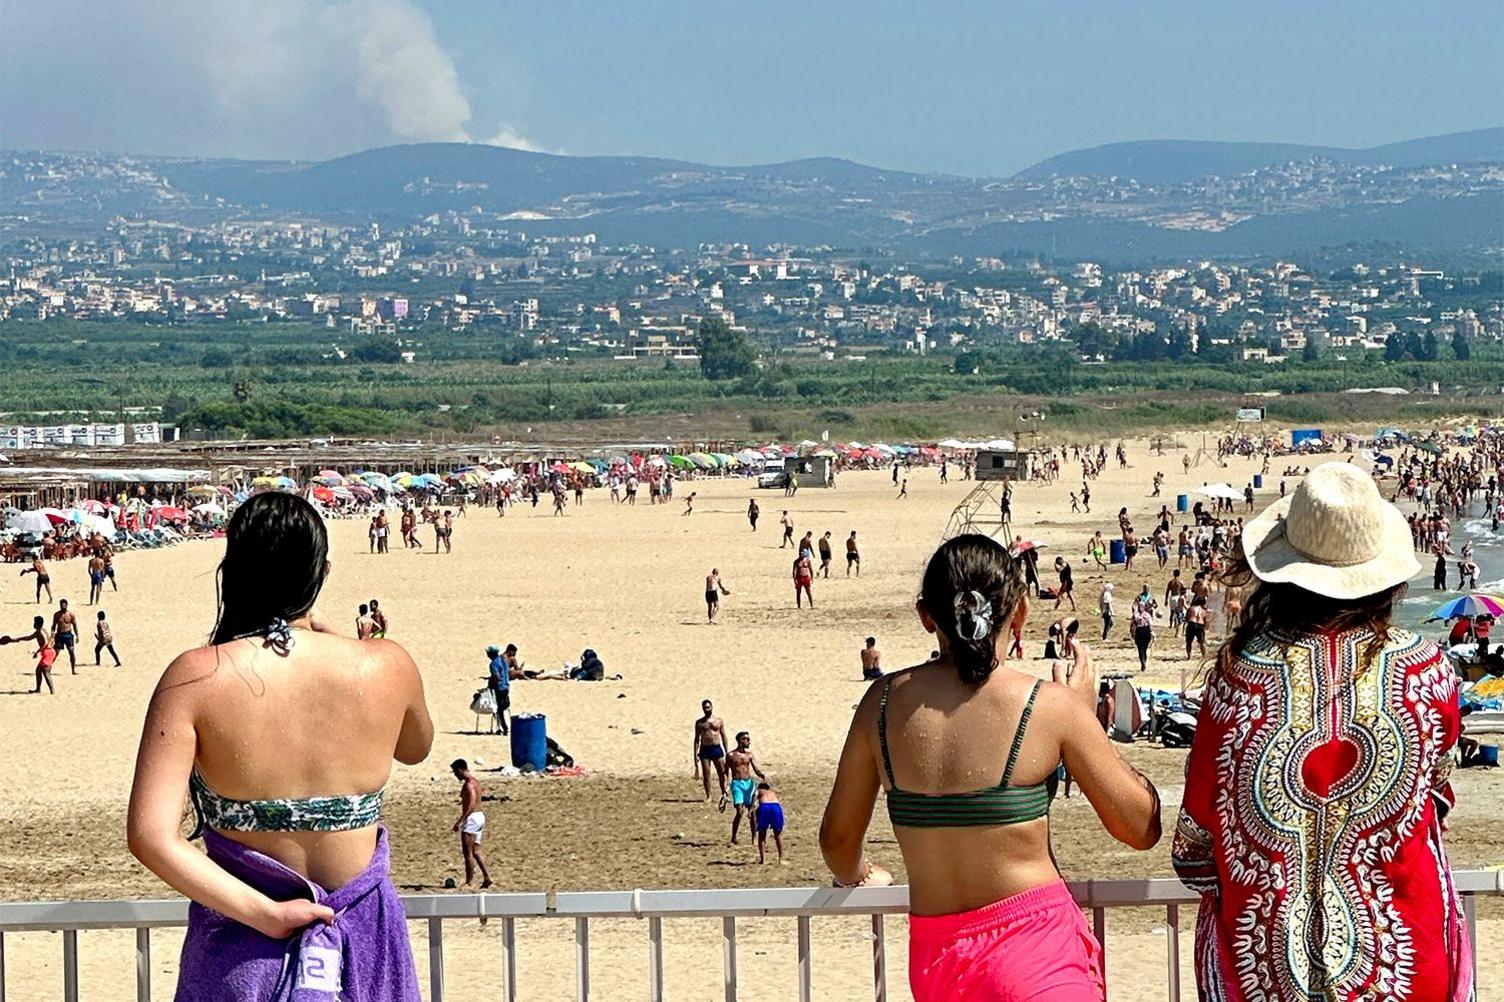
175;827;419;1001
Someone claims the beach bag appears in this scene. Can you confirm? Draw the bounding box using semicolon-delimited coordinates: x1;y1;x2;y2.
470;688;497;715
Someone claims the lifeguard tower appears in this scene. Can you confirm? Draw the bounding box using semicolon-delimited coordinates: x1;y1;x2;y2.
942;481;1015;541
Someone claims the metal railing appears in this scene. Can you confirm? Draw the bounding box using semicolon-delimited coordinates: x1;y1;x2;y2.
0;871;1498;1002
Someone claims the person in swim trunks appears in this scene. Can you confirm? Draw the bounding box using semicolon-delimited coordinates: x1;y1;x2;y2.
726;731;768;845
88;554;106;605
1;616;54;694
102;546;118;591
755;782;786;865
51;598;78;673
1086;531;1108;570
793;552;815;608
818;531;833;577
693;699;730;806
21;556;52;604
846;531;860;577
450;759;492;889
705;568;731;624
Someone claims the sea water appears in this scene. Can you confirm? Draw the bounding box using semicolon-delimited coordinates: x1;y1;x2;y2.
1396;509;1504;638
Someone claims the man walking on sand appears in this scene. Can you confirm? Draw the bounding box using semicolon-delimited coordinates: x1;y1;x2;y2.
846;531;861;576
450;760;493;889
794;551;815;608
705;568;731;624
694;700;731;807
726;731;768;846
780;511;794;548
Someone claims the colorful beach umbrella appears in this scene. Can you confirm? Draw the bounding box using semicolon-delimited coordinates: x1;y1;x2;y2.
1427;594;1504;622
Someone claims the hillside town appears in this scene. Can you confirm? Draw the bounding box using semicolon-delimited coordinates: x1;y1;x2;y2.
2;208;1499;364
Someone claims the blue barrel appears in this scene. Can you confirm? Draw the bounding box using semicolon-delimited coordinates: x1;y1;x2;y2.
1253;474;1263;489
1176;493;1188;513
1482;745;1500;767
1109;539;1126;564
510;713;548;771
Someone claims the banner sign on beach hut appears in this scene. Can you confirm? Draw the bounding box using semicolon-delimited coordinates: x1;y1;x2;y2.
1235;407;1266;423
1290;428;1323;447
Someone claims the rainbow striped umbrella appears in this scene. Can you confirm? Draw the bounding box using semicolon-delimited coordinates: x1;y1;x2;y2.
1427;594;1504;621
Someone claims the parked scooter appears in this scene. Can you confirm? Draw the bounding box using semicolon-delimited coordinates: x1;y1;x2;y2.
1151;700;1198;748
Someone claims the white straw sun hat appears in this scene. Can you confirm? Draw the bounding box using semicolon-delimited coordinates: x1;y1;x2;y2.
1242;462;1419;600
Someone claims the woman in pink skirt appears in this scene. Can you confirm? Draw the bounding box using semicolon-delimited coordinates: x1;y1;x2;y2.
820;534;1163;1001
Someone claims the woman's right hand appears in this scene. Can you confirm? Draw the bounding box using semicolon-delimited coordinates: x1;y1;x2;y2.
256;897;335;940
1052;640;1095;705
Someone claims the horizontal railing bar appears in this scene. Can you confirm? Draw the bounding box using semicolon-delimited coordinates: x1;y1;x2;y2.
0;892;551;931
1;873;1497;933
552;886;910;918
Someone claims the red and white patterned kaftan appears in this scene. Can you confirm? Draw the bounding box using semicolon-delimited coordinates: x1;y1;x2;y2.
1172;627;1473;1002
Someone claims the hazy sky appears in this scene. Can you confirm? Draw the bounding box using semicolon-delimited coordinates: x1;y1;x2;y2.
2;0;1500;175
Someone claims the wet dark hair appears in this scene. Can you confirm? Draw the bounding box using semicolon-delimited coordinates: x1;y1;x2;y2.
1211;542;1403;683
920;534;1027;685
210;493;329;646
451;759;468;772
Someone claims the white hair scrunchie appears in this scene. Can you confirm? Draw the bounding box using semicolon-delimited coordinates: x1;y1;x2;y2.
954;589;993;641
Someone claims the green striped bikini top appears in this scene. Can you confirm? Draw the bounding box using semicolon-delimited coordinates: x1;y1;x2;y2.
189;769;384;837
878;677;1053;828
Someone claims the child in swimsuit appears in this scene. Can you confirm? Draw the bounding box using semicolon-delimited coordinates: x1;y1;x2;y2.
754;783;785;865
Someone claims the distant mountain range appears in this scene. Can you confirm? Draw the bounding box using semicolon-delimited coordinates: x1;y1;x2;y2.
1014;127;1504;184
4;127;1501;264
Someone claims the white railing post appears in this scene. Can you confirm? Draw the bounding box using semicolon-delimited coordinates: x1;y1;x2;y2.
575;917;590;1002
871;914;887;1002
722;916;738;1002
136;927;151;1002
1165;904;1180;1002
502;916;517;1002
1462;892;1477;983
62;929;79;1002
427;917;444;1002
1;929;6;1002
796;915;812;1002
648;916;664;1002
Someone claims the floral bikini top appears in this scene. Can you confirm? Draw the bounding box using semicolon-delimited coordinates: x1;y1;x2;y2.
189;769;384;836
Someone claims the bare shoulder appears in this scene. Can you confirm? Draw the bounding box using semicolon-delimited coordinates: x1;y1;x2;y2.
1027;678;1095;733
149;645;225;705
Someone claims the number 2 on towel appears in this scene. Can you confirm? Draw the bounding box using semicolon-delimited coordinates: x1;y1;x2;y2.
298;946;343;994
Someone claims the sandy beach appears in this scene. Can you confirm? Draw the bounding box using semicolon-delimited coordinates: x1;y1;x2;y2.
1;437;1499;1001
